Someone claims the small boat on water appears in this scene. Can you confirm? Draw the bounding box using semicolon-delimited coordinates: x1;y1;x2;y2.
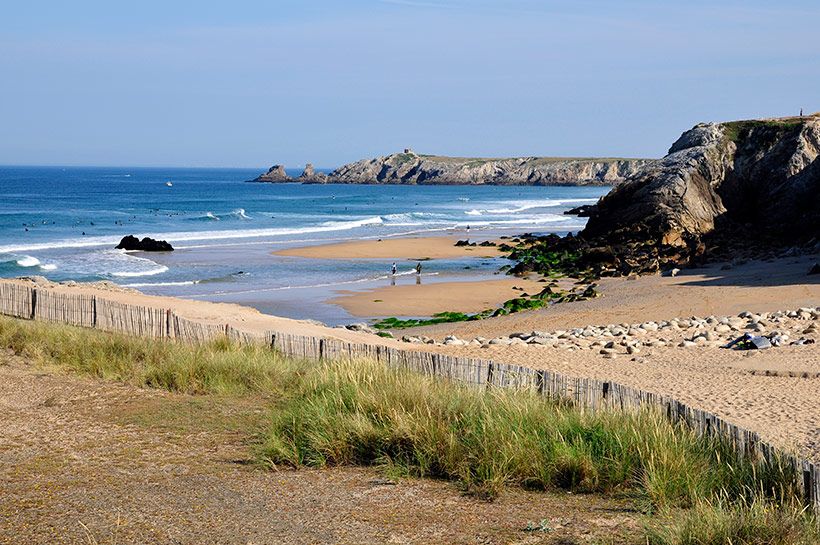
165;181;173;187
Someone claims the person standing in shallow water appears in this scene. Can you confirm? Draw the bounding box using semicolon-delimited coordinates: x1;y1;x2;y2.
391;262;397;276
415;262;422;275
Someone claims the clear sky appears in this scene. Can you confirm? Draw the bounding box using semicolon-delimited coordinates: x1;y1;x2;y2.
1;0;818;168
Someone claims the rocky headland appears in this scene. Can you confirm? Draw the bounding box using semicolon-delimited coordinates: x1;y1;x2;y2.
513;114;820;278
250;150;654;186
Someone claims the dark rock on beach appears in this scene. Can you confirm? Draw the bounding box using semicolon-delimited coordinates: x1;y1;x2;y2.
116;235;174;252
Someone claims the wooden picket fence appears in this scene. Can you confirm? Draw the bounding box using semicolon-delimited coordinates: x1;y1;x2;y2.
96;299;168;338
32;289;95;327
0;279;817;508
0;282;34;319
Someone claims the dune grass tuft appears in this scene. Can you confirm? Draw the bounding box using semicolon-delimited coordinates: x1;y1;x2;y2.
259;357;799;509
647;497;820;545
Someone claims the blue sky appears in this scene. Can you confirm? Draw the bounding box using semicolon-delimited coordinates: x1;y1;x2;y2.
1;0;818;167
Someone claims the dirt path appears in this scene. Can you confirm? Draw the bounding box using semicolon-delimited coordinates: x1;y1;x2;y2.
0;354;642;545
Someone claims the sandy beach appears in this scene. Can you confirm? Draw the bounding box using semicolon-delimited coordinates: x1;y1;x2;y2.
274;236;501;260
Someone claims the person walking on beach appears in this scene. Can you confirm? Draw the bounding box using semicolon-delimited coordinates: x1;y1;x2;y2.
391;262;397;276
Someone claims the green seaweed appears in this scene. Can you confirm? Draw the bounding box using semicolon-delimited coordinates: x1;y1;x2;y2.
372;284;598;330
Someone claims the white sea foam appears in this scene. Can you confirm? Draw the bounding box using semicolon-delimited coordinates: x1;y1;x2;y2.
205;212;220;221
0;216;386;254
231;208;251;219
61;249;170;279
464;198;598;216
16;256;40;267
111;265;169;278
124;280;198;288
40;264;57;271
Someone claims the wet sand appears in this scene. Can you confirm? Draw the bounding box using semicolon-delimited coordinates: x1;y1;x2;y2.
330;277;548;317
274;236;501;260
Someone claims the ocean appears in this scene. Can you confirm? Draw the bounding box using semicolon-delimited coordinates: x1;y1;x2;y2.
0;166;607;324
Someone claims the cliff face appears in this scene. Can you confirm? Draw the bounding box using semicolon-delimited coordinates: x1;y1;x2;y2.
250;152;654;186
583;115;820;249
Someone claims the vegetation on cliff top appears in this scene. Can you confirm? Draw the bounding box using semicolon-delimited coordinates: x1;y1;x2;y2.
722;118;804;144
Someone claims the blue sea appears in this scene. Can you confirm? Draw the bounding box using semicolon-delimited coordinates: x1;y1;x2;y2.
0;166;607;324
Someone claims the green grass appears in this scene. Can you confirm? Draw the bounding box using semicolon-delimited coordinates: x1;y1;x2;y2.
0;315;295;396
0;315;817;542
647;498;820;545
258;356;799;510
371;285;597;330
722;119;804;143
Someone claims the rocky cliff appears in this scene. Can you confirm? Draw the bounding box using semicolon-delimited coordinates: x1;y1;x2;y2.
584;114;820;252
250;152;654;186
510;114;820;279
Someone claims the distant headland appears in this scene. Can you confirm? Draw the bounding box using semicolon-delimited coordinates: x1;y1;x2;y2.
249;150;655;186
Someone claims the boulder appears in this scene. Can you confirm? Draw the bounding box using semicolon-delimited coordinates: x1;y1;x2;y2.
115;235;173;252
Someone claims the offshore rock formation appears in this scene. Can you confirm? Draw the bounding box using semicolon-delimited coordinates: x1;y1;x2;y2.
249;150;653;186
322;150;652;185
299;163;326;182
255;164;290;182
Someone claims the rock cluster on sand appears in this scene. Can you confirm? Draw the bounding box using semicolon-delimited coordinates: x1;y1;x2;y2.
395;307;820;355
115;235;173;252
250;151;653;186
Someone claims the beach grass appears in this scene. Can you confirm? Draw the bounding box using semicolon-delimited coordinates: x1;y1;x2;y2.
258;356;798;508
0;315;817;541
0;314;294;397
